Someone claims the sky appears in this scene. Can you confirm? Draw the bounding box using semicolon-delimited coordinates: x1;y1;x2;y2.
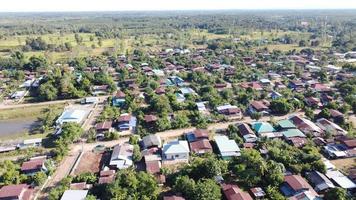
0;0;356;12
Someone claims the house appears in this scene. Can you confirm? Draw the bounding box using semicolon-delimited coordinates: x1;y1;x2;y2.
81;97;98;104
109;143;134;169
169;76;184;86
176;93;186;102
92;85;109;95
281;129;306;139
287;137;309;148
329;109;345;123
289;116;323;137
21;157;47;175
250;187;266;199
196;101;209;114
311;83;331;93
60;190;88;200
323;144;347;159
10;90;26;99
305;97;323;108
95;121;113;133
306;171;335;192
185;129;209;142
180;87;196;95
270;91;283;100
56;109;88;125
98;170;116;184
222;184;253;200
288;80;305;90
0;184;33;200
316;118;347;136
141;134;162;149
325;170;356;189
116;114;137;132
280;175;319;199
248;101;269;115
112;91;126;107
144;155;162;174
237;123;258;143
251;122;277;138
259;78;271;87
144;115;158;124
189;139;213;155
162;140;189;162
276;119;296;130
155;87;166;95
216;104;242;118
17;138;42;149
240;82;263;91
214;135;240;160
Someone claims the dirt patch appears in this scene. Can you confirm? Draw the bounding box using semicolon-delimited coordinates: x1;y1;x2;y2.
330;157;356;172
73;151;110;175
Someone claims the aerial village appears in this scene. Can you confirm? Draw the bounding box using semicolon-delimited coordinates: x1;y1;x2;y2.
0;16;355;200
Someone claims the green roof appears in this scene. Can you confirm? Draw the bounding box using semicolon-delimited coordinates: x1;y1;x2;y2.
251;122;276;134
282;129;306;138
277;119;296;129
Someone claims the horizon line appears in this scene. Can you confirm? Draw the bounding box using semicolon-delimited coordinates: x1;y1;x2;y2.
1;8;356;13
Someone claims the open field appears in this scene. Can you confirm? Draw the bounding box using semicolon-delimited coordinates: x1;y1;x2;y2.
331;158;356;172
73;151;110;175
0;103;64;120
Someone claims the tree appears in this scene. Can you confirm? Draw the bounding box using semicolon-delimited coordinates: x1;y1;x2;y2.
156;115;171;131
192;179;221;200
173;176;195;197
266;186;286;200
172;112;190;129
132;145;142;162
27;56;48;71
39;82;58;101
0;160;22;185
270;99;293;115
324;188;348;200
299;40;306;47
73;172;97;184
250;112;262;120
129;135;140;145
85;195;97;200
32;171;47;186
318;108;331;119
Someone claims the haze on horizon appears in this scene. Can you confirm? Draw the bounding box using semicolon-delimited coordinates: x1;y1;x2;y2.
0;0;356;12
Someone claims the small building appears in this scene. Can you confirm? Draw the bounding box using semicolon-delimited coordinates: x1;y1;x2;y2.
185;129;209;142
112;91;126;107
222;184;253;200
280;175;319;198
144;115;158;124
214;135;240;160
216;104;242;118
56;109;88;125
316;118;347;136
248;101;269;115
116;114;137;132
251;122;276;138
276;119;296;130
270;91;283;100
17;138;42;149
60;190;88;200
10;90;26;99
95;121;113;133
81;97;98;104
196;101;208;114
141;134;162;149
289;116;323;137
305;97;323;108
162;140;190;162
325;170;356;189
281;129;306;139
98;170;116;184
189;139;213;155
109;143;134;169
323;144;347;159
306;171;335;192
21;157;47;175
0;184;33;200
237;123;257;143
250;187;266;199
180;87;196;95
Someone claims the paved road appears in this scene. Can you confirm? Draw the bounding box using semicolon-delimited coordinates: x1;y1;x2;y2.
0;95;109;110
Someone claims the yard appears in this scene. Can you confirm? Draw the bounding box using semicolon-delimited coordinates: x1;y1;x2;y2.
330;157;356;172
73;151;111;175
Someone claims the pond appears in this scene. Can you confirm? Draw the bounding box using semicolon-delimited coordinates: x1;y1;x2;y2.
0;118;40;138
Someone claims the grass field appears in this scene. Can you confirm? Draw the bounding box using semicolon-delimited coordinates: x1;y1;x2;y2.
0;103;64;120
